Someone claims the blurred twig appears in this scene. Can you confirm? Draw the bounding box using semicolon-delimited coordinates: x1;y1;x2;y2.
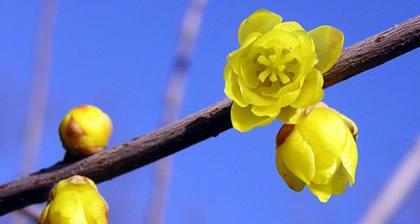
17;207;41;224
21;0;59;176
147;0;207;223
15;0;59;223
360;136;420;224
0;15;419;216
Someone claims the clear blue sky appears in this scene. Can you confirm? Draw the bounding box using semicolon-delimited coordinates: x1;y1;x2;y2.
0;0;419;223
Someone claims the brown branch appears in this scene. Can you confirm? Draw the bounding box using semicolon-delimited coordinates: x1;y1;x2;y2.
0;15;419;216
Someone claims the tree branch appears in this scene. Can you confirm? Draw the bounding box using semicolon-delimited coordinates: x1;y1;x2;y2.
0;15;419;216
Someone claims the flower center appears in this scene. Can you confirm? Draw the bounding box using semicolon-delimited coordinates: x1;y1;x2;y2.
256;48;294;85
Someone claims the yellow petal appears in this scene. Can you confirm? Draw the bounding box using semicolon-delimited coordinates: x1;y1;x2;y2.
276;149;305;191
278;106;305;124
291;31;318;74
238;9;282;46
228;32;261;75
297;108;348;169
47;190;86;223
251;87;302;118
308;184;332;203
340;133;358;186
278;129;316;184
231;103;275;132
339;113;359;139
237;76;276;106
240;56;262;89
309;25;344;73
82;193;108;224
309;164;349;202
251;104;281;118
330;165;350;194
273;21;304;32
253;29;300;50
224;66;248;107
39;204;50;224
312;160;339;185
291;69;324;108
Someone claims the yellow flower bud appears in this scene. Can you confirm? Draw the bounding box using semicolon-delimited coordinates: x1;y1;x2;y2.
224;9;344;132
275;104;358;202
39;175;109;224
59;105;112;156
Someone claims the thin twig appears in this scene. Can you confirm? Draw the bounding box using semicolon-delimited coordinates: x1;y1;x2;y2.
17;207;42;224
147;0;207;223
20;0;59;176
360;136;420;224
14;0;59;223
0;15;419;216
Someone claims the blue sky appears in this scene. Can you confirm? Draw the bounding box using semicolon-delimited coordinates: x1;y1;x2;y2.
0;0;419;223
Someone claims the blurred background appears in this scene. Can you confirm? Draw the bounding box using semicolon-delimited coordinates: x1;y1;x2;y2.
0;0;419;223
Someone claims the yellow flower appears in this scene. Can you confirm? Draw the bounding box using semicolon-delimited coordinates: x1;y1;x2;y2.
224;9;344;132
59;105;112;156
275;104;358;202
39;175;108;224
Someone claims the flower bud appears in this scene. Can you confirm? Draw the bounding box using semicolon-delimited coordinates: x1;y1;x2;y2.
59;105;112;156
275;103;358;202
39;175;108;224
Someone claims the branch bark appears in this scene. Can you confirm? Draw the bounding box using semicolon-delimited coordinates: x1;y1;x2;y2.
0;15;419;216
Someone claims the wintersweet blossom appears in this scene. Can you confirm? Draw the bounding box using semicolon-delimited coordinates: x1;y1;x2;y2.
59;105;112;156
275;104;358;202
39;175;108;224
224;9;344;132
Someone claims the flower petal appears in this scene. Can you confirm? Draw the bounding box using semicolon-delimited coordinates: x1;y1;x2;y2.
291;69;324;108
237;76;276;106
253;29;300;49
330;165;350;194
308;184;332;203
228;32;261;74
273;21;304;32
312;160;339;185
292;31;318;74
340;132;358;186
251;104;280;118
339;112;359;139
309;25;344;73
276;149;305;191
224;66;247;107
48;190;86;223
297;108;348;169
238;9;282;46
278;106;305;124
231;103;275;132
308;165;348;203
278;128;316;184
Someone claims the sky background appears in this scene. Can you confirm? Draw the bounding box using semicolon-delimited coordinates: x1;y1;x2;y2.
0;0;419;223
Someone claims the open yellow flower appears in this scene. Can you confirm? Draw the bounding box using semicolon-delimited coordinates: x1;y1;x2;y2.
59;105;112;156
39;175;108;224
224;9;344;132
275;104;358;202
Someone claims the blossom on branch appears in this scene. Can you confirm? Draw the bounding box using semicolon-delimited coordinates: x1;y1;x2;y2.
59;105;112;156
275;103;358;202
224;9;344;132
39;175;109;224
